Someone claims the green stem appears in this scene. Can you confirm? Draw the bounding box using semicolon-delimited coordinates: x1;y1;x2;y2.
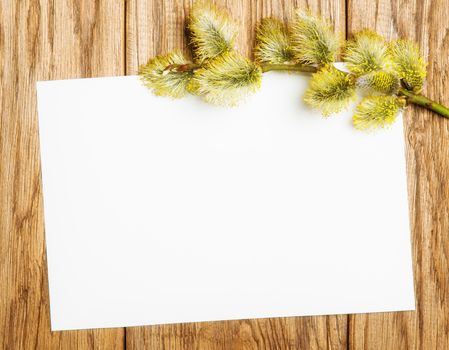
398;88;449;119
164;63;201;73
164;62;449;120
170;62;318;73
260;63;318;73
260;66;449;121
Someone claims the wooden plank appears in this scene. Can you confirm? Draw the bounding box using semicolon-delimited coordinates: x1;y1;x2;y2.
0;0;125;348
125;1;347;348
347;0;449;349
126;316;347;349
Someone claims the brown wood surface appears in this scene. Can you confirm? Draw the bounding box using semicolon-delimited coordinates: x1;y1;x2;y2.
0;0;126;348
0;0;448;349
347;0;449;349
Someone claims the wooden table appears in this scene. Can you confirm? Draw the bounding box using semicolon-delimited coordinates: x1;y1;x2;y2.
1;0;448;348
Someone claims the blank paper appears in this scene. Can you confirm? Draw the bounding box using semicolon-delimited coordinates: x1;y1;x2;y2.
36;73;415;331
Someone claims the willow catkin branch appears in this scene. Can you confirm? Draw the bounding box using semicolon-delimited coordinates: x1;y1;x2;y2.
139;58;449;118
398;88;449;118
138;1;449;128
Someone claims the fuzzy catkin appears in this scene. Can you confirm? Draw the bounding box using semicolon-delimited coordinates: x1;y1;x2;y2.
139;53;194;98
304;66;357;116
357;70;400;94
344;30;391;75
353;96;405;130
189;51;262;107
255;18;293;64
389;39;427;93
188;1;238;63
290;10;340;66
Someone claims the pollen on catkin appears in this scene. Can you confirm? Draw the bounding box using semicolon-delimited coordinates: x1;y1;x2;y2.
389;39;427;93
344;30;391;75
187;1;238;63
353;95;405;130
255;17;294;64
189;51;263;107
289;10;340;66
138;53;194;98
304;66;356;116
356;70;400;94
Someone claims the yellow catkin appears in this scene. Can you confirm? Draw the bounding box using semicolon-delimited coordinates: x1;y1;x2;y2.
344;30;391;75
304;66;356;116
138;52;193;98
353;95;405;130
255;17;293;64
356;70;400;94
290;10;341;66
190;51;262;107
389;39;427;93
188;1;238;63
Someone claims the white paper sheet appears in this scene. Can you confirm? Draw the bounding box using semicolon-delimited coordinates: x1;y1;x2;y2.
36;73;415;331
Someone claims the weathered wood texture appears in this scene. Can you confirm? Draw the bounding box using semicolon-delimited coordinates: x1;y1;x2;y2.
347;0;449;349
0;0;125;349
1;0;448;349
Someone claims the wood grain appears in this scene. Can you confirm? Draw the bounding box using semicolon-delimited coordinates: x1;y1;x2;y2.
2;0;449;348
0;0;125;348
125;1;347;349
347;0;449;349
126;316;347;349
